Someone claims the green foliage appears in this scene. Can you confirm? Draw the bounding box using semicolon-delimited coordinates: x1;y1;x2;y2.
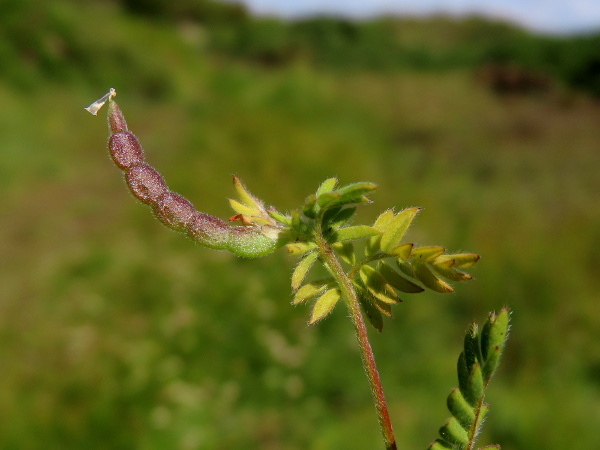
429;308;510;450
279;178;480;332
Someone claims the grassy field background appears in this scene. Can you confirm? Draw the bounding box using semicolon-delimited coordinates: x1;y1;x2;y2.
1;1;599;449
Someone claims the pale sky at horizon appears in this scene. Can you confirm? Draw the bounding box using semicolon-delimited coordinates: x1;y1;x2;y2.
233;0;600;34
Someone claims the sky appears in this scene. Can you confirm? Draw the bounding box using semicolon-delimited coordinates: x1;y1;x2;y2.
234;0;600;34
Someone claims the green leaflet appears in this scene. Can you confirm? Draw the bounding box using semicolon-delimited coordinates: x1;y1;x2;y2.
332;241;355;265
388;242;413;260
322;206;356;230
333;181;378;199
359;265;400;304
315;177;338;197
430;308;510;450
463;323;482;369
373;209;395;231
411;246;445;262
267;209;291;226
436;253;481;268
309;288;341;324
286;241;317;256
414;263;454;293
291;251;319;291
427;440;454;450
232;174;261;209
358;291;384;333
447;388;475;429
303;194;318;218
228;198;258;216
377;261;424;293
431;264;473;282
380;207;420;253
293;281;329;305
480;307;510;381
439;417;469;447
330;225;381;243
316;182;377;211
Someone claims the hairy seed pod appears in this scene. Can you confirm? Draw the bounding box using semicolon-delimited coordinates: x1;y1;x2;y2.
187;212;231;249
108;100;128;133
125;163;168;204
100;95;280;258
109;132;145;169
153;192;197;231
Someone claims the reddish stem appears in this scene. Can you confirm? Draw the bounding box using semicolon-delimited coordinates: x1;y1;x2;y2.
316;229;397;450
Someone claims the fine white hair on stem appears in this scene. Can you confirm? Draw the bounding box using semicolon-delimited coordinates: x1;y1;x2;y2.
85;88;117;115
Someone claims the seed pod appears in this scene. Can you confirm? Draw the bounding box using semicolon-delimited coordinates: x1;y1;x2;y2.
186;212;231;249
125;163;168;204
109;132;145;170
153;192;196;231
108;99;128;133
94;93;281;258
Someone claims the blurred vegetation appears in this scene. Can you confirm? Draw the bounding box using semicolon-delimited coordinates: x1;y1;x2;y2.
1;0;599;449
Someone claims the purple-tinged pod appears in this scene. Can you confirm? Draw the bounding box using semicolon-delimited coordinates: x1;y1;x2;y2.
109;132;145;170
102;97;282;258
153;192;197;231
108;100;128;133
125;163;168;205
186;213;231;249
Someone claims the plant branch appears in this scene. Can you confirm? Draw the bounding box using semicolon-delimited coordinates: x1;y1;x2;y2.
315;223;397;450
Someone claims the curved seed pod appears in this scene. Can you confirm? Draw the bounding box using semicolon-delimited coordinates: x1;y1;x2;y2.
99;95;281;258
153;192;197;231
109;132;145;169
125;163;168;204
186;212;231;249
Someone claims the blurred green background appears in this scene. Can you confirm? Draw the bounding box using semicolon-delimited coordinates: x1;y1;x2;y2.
1;1;599;448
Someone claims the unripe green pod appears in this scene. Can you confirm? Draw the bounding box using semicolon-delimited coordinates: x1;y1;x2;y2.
125;163;168;204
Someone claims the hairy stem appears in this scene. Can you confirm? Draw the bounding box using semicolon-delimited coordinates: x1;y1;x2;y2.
315;224;397;450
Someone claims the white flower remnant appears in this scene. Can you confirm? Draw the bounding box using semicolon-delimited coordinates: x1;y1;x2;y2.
85;88;117;115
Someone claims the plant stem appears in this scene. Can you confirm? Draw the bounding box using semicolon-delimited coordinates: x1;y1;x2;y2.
315;226;397;450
